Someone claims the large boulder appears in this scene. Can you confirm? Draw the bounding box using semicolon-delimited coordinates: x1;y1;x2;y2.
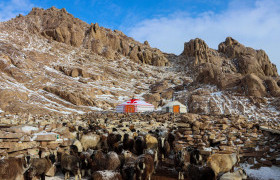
143;93;161;107
264;78;280;97
242;74;266;97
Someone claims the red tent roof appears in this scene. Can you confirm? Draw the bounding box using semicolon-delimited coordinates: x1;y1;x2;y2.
117;99;154;106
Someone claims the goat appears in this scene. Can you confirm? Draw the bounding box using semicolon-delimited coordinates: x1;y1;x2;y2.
220;168;247;180
26;151;56;180
90;150;121;172
144;149;158;172
107;133;122;152
134;136;146;155
135;154;154;180
174;147;192;180
122;165;136;180
0;155;30;180
91;170;122;180
158;136;170;161
114;141;124;154
183;163;215;180
123;133;135;152
145;134;158;150
79;152;91;177
72;139;83;153
167;131;176;150
60;150;81;180
121;150;137;180
207;153;239;177
190;149;203;165
97;134;109;153
80;133;100;151
106;151;121;170
90;150;107;172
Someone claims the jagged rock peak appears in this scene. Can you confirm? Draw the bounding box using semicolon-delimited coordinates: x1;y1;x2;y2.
181;38;210;65
219;37;278;77
10;6;169;66
28;6;69;16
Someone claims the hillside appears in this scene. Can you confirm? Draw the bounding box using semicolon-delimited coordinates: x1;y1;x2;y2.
0;7;279;128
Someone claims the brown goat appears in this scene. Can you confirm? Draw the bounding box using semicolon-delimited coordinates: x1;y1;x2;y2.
158;136;170;161
174;147;191;180
90;150;121;172
207;153;239;177
121;150;137;180
0;155;30;180
135;154;154;180
26;151;56;180
60;152;81;180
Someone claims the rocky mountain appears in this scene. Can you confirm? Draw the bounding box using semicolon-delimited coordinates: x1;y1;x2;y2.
0;7;279;128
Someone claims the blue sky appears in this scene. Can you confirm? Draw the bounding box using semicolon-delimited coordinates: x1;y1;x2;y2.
0;0;280;72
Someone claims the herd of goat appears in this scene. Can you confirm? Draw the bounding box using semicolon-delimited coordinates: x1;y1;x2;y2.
0;123;248;180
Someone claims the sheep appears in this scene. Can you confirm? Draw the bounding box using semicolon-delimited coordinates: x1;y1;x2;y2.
158;136;170;161
206;153;239;177
91;170;122;180
0;155;30;180
80;133;100;151
183;163;215;180
60;151;81;180
26;151;56;180
219;168;247;180
135;154;154;180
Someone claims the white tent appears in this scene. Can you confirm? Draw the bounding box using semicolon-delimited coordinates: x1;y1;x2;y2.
162;101;187;113
116;99;154;113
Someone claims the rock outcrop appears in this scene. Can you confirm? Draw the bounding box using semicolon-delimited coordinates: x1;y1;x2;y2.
242;74;267;97
181;37;279;97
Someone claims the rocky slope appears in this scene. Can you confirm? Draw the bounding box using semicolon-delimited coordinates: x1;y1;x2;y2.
0;7;279;128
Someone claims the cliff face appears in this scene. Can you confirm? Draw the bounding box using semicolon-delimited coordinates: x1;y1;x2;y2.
0;7;279;124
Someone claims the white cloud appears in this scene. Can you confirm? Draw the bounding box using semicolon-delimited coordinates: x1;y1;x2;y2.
0;0;34;22
126;0;280;73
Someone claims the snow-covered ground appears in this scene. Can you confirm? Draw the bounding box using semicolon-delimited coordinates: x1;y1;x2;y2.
241;163;280;180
